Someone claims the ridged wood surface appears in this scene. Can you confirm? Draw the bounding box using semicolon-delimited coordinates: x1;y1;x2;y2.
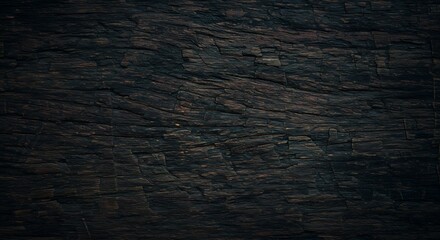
1;1;440;239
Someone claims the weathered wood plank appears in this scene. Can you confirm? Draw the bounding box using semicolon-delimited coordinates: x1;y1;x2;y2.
0;0;439;239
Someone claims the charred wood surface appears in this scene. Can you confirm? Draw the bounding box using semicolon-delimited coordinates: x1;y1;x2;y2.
1;1;440;239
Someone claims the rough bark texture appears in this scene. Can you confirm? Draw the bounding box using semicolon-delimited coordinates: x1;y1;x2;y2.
1;1;440;239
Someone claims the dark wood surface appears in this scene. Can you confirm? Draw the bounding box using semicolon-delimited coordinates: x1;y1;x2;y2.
1;1;440;239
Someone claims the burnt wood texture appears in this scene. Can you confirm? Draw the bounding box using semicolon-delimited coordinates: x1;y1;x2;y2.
1;1;440;239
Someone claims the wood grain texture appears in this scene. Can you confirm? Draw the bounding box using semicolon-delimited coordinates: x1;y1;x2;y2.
1;1;439;239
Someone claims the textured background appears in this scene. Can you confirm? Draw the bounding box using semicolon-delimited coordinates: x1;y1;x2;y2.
1;0;440;239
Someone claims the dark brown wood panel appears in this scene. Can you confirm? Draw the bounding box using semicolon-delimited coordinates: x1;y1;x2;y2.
1;1;440;239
